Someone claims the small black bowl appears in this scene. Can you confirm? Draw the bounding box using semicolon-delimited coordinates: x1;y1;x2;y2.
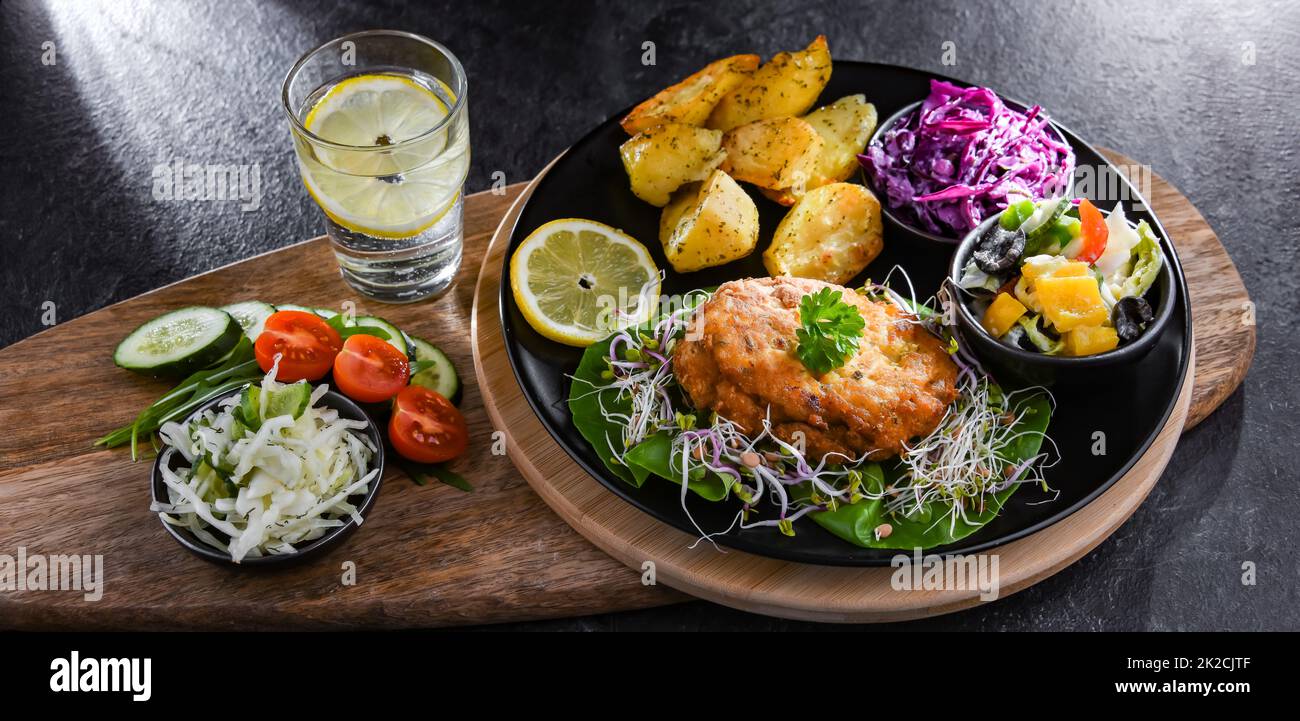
150;386;385;566
863;98;1073;246
948;210;1176;386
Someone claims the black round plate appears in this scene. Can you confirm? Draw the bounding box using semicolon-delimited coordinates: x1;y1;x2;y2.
499;61;1191;566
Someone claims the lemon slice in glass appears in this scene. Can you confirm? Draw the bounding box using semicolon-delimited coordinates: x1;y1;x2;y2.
510;219;662;347
299;73;467;239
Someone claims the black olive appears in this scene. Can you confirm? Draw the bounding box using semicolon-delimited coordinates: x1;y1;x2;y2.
972;225;1025;274
1112;296;1154;343
1015;328;1038;352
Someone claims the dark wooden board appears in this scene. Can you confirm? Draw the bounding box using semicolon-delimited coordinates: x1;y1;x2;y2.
0;185;681;630
0;149;1249;628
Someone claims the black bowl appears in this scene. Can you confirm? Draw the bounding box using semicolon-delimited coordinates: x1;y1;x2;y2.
863;98;1073;246
948;209;1176;386
150;386;386;566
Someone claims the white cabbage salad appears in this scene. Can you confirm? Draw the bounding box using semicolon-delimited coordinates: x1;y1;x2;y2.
151;357;378;563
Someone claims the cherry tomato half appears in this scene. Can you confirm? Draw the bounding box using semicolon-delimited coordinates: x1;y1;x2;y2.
332;333;410;403
389;385;468;464
1073;198;1109;265
254;310;342;382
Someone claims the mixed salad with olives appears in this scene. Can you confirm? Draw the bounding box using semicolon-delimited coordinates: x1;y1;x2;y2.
957;196;1164;356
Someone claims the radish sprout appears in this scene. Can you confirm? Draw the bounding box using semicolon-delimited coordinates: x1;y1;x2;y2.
573;271;1057;546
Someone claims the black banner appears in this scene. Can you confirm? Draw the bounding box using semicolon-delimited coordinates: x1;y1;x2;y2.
0;631;1280;705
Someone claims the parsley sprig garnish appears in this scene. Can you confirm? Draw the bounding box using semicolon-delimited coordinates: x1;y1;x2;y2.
795;288;865;375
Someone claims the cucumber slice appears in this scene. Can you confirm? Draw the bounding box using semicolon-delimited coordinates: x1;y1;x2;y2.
114;307;241;377
353;315;410;357
408;336;460;403
276;304;338;319
407;336;440;363
238;380;311;430
1019;197;1068;236
220;301;276;340
275;304;336;318
1023;198;1072;255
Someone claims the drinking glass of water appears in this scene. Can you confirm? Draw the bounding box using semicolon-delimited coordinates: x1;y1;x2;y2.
282;30;470;302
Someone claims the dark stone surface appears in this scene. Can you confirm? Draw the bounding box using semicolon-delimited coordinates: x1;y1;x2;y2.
2;0;1296;630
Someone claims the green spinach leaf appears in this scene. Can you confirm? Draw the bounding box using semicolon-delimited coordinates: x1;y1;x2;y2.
568;331;639;486
811;391;1052;549
624;432;732;501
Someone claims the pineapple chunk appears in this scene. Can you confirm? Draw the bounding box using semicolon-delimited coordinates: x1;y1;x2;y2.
1064;325;1119;356
1021;256;1091;282
1014;275;1043;313
982;292;1028;338
1035;275;1109;332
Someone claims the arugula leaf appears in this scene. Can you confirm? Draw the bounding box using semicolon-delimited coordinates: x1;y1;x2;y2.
326;314;392;341
409;359;438;375
339;325;391;341
95;335;263;458
397;458;472;492
795;288;865;375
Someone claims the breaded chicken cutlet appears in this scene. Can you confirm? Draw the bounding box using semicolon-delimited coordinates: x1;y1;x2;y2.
673;276;958;460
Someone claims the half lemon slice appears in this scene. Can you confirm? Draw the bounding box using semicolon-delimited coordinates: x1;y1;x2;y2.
299;73;466;239
510;219;661;347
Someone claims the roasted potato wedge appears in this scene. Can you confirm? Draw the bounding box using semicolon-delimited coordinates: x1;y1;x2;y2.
619;123;726;207
720;117;823;191
620;54;760;135
758;95;878;206
763;182;883;285
706;36;832;132
758;186;800;207
803;94;878;186
659;169;759;272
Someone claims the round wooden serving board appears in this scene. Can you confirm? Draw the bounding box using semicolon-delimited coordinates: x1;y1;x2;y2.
1103;150;1253;429
472;149;1240;622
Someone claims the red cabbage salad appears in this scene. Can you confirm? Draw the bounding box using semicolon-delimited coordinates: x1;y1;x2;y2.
859;80;1075;238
